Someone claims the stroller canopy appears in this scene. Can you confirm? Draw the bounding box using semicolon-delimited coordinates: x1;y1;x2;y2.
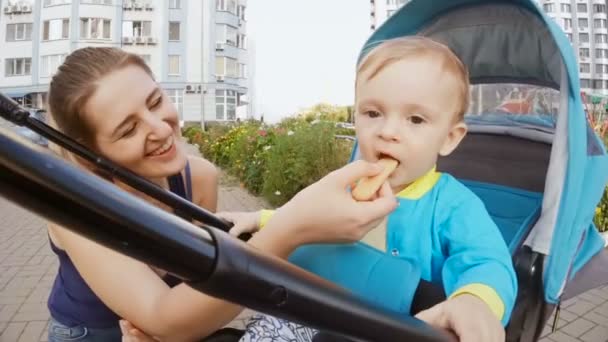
361;0;608;304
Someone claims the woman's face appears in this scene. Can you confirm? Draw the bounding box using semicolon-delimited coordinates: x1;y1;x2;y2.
84;64;187;180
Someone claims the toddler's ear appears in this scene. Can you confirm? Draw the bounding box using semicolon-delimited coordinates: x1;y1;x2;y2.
439;121;467;156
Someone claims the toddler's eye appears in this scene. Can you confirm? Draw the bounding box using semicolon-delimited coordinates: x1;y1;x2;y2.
410;116;425;124
364;110;381;118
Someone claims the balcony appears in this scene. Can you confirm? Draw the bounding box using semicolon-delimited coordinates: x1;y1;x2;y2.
3;3;33;15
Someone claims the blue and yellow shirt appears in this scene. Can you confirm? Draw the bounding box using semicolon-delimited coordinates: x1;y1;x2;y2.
261;168;517;325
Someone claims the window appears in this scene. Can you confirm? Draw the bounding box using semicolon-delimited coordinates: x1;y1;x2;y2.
560;4;571;13
580;33;589;43
567;33;572;42
543;3;554;12
215;56;237;77
580;48;590;58
44;0;71;6
80;0;112;4
577;3;587;12
80;18;111;39
216;24;238;46
597;64;607;74
215;89;236;120
168;55;180;75
169;22;180;41
237;33;246;49
597;49;608;58
387;9;396;17
216;0;237;14
596;34;607;44
169;0;180;9
594;4;606;13
581;78;591;88
578;18;588;29
580;63;590;73
594;80;603;89
595;19;607;29
43;19;70;40
5;58;32;77
237;4;246;20
122;21;151;37
40;54;66;77
6;23;33;42
238;63;247;78
167;89;182;115
563;18;572;30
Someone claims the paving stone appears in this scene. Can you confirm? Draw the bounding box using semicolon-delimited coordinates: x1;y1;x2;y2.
584;310;608;327
17;321;47;342
568;300;598;316
0;321;26;341
580;325;608;342
547;331;585;342
560;318;595;337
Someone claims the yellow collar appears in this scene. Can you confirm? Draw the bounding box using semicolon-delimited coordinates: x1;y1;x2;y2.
396;166;441;200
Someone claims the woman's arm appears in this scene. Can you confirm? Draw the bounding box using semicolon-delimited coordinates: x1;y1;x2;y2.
52;160;397;341
50;224;242;341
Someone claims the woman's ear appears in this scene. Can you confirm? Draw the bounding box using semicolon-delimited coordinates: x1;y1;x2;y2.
439;121;467;156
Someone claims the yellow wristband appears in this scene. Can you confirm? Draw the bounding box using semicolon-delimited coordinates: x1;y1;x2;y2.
449;283;505;320
259;209;275;230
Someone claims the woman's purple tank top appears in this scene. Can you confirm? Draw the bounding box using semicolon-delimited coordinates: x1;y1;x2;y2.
47;163;192;328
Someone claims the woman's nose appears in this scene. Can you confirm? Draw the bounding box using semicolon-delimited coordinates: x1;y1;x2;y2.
146;115;173;140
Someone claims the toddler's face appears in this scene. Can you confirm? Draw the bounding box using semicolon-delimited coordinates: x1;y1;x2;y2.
355;56;467;192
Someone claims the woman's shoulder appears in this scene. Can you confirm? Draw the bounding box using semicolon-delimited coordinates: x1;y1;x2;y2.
187;156;218;181
186;156;219;211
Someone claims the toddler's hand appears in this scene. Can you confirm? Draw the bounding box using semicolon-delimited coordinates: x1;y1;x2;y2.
217;211;262;237
415;294;505;342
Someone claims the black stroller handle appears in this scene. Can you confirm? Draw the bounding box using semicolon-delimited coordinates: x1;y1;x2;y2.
0;125;452;342
0;92;242;237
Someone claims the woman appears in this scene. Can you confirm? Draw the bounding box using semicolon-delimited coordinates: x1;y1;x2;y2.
45;47;397;342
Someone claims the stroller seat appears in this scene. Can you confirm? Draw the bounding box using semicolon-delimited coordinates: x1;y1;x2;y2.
461;180;542;255
438;131;551;255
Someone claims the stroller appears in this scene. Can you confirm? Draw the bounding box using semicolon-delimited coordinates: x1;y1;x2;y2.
351;0;608;340
0;0;606;341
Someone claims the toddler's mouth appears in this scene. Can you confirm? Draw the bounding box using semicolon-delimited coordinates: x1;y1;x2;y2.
376;152;399;165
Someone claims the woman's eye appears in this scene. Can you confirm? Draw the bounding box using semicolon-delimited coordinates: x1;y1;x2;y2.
410;116;425;124
150;97;163;110
121;124;137;138
364;110;381;118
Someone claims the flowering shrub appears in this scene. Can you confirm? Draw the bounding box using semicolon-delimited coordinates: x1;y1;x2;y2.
183;118;352;206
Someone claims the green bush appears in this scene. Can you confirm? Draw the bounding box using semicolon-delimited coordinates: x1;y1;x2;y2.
596;189;607;233
595;134;608;233
261;122;351;206
182;118;352;207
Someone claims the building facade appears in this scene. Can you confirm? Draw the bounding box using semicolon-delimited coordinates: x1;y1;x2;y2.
370;0;608;96
0;0;253;124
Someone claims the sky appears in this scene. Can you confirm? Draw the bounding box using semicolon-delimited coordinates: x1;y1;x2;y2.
247;0;371;123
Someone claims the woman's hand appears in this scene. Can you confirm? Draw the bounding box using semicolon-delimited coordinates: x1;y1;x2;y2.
120;320;159;342
264;160;398;247
416;294;505;342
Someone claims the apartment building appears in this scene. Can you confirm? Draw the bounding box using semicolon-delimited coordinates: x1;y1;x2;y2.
0;0;253;123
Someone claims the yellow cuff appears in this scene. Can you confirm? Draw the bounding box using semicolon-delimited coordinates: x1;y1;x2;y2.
449;283;505;320
259;209;275;230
